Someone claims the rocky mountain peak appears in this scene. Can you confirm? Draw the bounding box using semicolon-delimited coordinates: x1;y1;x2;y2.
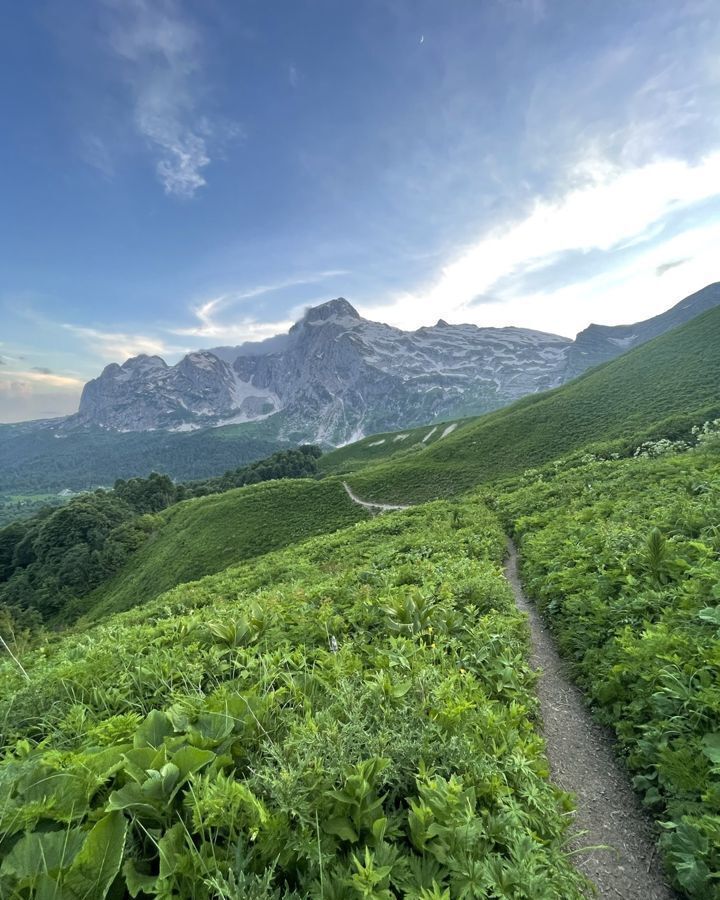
122;354;167;369
302;297;361;323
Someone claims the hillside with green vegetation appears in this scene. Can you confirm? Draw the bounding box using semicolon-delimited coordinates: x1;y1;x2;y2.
0;418;288;496
0;497;589;899
0;448;327;628
71;478;366;623
2;303;720;898
341;304;720;504
490;436;720;899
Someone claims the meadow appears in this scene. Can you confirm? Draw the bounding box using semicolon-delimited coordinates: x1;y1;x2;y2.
0;499;587;899
68;478;367;624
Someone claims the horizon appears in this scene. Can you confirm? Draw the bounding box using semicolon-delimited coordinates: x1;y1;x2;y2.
2;1;720;422
2;282;715;426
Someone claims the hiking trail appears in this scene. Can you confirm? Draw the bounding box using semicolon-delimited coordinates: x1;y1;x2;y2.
340;483;675;896
506;540;676;899
342;481;411;512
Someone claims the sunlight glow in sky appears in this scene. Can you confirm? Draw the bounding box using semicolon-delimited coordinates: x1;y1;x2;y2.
1;0;719;421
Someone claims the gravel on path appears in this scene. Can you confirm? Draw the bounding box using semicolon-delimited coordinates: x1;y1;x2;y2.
505;540;677;899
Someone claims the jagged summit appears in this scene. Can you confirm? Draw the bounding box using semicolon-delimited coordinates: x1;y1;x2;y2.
122;354;168;369
302;297;361;323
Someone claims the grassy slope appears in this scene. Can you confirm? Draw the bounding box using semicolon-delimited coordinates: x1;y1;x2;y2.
493;447;720;898
75;305;720;622
0;497;588;898
68;477;366;622
343;305;720;504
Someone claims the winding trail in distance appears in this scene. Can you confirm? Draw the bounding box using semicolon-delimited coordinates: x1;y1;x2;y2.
505;539;676;899
341;481;411;512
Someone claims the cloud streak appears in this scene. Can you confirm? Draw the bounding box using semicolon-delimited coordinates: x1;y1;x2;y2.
61;323;186;362
0;369;84;389
103;0;226;197
175;270;350;341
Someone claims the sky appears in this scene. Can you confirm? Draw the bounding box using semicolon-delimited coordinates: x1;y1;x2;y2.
1;0;720;422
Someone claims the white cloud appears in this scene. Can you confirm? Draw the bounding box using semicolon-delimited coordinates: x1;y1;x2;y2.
510;219;720;335
104;0;225;197
175;270;349;341
0;370;84;389
61;323;186;362
363;152;720;334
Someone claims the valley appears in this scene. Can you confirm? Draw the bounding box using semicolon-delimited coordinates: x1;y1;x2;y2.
0;293;719;898
5;6;718;896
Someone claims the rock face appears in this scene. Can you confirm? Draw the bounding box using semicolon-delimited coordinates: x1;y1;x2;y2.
76;298;570;440
77;352;279;431
565;282;720;378
75;284;720;444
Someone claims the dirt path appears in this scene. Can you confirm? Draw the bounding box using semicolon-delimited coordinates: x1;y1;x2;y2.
505;540;676;899
339;482;675;896
342;481;411;513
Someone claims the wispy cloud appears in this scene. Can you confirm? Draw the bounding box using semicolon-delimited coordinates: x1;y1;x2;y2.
80;133;116;179
101;0;234;197
61;323;186;362
0;369;84;389
656;258;689;277
175;270;349;341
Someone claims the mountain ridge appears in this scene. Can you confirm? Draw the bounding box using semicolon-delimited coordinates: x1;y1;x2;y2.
44;281;720;445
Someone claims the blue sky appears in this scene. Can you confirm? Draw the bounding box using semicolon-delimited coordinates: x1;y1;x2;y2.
1;0;720;422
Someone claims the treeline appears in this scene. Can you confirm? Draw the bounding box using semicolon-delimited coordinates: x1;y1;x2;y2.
0;446;321;627
0;425;287;495
180;443;321;498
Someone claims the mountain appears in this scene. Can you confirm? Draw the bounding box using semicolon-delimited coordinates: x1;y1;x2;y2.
565;281;720;377
339;302;720;503
73;285;720;445
75;297;571;441
76;351;279;431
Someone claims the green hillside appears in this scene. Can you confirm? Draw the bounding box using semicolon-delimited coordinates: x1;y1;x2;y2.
2;300;720;898
66;478;366;623
492;442;720;898
343;304;720;504
0;496;588;899
0;418;288;496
